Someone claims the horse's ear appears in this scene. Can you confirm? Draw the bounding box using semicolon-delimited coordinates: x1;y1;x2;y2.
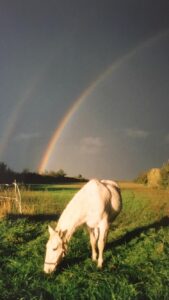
58;229;67;240
48;225;56;236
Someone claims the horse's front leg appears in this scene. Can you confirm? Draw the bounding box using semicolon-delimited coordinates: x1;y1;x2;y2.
89;227;98;262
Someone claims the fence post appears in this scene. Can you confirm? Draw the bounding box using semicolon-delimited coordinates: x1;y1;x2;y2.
13;180;22;214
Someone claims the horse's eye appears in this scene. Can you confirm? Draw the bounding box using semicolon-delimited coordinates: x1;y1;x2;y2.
53;247;58;251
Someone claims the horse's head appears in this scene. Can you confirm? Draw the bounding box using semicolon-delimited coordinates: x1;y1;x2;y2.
44;225;67;274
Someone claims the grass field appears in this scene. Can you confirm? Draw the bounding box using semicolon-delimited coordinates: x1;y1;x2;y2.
0;182;169;299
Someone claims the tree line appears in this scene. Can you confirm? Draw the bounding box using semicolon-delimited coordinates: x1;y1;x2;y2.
0;162;87;184
135;160;169;187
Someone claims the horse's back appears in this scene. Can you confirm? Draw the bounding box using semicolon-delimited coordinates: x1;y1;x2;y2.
80;179;110;227
83;179;122;213
83;179;122;227
62;179;122;228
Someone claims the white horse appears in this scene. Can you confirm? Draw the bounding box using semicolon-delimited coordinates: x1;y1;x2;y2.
44;178;122;274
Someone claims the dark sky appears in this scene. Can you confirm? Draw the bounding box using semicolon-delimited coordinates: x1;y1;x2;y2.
0;0;169;180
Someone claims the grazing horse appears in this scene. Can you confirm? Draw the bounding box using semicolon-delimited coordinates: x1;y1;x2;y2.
44;179;122;274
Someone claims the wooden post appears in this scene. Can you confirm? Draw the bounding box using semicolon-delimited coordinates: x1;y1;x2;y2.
13;180;22;214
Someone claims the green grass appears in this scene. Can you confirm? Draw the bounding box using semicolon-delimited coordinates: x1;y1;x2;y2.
20;185;80;215
0;184;169;299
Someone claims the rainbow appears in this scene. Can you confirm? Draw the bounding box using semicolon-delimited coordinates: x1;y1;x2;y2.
0;53;55;161
37;29;169;173
0;85;35;160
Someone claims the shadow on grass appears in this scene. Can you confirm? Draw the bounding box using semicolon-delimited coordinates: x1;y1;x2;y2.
54;256;87;274
28;185;79;192
108;216;169;249
6;213;60;222
4;214;169;272
41;187;79;193
59;217;169;270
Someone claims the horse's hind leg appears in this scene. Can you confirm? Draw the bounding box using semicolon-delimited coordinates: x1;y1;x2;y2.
97;219;109;268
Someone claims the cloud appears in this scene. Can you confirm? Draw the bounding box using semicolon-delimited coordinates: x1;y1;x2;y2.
125;128;149;139
14;132;40;141
80;136;103;154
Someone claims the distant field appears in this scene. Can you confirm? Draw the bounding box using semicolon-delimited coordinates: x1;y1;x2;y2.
0;182;169;299
0;183;82;217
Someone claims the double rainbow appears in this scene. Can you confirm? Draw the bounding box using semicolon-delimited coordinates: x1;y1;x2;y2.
38;29;169;173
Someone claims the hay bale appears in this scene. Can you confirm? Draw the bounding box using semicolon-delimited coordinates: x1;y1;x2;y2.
147;168;162;187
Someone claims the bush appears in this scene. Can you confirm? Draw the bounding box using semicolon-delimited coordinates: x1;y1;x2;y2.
135;161;169;188
135;171;148;185
161;161;169;187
